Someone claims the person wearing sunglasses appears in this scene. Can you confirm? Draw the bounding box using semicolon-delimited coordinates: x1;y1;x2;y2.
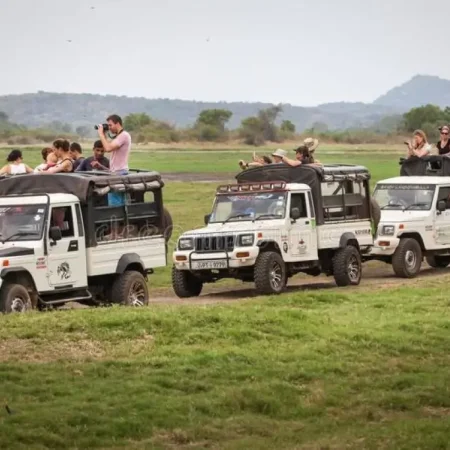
437;125;450;155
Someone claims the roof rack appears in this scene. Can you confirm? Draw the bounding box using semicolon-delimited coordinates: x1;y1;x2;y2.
0;170;164;203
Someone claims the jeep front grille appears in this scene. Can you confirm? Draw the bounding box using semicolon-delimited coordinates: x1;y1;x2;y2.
195;235;235;252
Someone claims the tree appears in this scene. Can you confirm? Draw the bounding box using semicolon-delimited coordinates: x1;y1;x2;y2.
0;111;9;123
239;116;265;146
76;125;91;138
402;104;444;132
280;120;295;133
124;113;152;132
196;109;232;132
258;105;283;141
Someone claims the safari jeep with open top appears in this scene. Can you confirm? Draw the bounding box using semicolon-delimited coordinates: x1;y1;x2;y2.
172;164;380;297
369;155;450;277
0;171;172;313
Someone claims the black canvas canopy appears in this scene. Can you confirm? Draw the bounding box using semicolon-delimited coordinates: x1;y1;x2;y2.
399;155;450;177
235;164;371;225
0;171;164;204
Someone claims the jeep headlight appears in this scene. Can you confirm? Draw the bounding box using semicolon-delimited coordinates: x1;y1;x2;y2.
380;225;395;236
178;237;194;250
239;234;254;246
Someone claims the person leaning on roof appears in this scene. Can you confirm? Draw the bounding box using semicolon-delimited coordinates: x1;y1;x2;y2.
281;145;315;167
271;149;287;164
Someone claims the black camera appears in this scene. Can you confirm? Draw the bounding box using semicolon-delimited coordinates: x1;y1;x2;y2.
94;123;109;131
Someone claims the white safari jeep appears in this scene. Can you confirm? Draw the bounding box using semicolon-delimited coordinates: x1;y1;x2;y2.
370;173;450;277
0;171;172;313
172;164;379;297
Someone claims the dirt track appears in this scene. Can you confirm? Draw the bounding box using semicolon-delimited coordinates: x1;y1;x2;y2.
147;260;450;306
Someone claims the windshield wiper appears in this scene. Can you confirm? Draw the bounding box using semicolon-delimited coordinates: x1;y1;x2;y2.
404;202;430;211
1;232;37;244
254;214;282;221
381;203;404;210
223;213;252;224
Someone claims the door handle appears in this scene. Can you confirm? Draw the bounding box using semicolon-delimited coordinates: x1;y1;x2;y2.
68;240;78;252
305;221;309;224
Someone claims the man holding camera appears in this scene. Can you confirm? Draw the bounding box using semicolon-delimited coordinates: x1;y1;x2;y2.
96;114;131;208
96;114;131;175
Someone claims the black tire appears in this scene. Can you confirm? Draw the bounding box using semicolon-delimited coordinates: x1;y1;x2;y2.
162;208;173;242
392;238;422;278
254;251;286;295
111;271;149;306
0;283;32;314
332;245;362;286
172;266;203;298
426;255;450;268
371;198;381;231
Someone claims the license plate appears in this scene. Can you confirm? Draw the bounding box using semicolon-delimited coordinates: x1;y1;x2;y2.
191;260;227;270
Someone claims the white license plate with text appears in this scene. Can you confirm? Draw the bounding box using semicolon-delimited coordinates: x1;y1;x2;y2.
191;260;227;270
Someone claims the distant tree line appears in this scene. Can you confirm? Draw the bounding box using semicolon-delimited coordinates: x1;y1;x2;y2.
0;104;449;146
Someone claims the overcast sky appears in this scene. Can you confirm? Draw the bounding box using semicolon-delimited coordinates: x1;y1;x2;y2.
1;0;449;106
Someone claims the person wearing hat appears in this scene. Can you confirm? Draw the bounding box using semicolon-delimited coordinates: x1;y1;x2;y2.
303;137;319;153
281;145;320;167
271;148;287;164
437;125;450;156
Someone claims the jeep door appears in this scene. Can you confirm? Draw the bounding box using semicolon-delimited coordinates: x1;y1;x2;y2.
287;191;318;261
47;204;87;288
433;186;450;246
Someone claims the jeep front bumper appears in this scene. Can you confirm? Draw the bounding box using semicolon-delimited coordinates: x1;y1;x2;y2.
173;247;260;270
369;237;401;256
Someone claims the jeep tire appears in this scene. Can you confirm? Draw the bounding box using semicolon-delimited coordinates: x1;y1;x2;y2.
332;245;362;286
392;238;422;278
111;271;149;306
254;251;286;295
0;283;32;314
172;266;203;298
426;255;450;268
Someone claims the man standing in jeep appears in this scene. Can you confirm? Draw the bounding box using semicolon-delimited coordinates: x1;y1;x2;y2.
96;114;131;176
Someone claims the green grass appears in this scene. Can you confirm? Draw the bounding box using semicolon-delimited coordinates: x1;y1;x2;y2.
1;281;450;449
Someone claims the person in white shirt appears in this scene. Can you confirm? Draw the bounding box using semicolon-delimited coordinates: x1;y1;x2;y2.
0;149;33;175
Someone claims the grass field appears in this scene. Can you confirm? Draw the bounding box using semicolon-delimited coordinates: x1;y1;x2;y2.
2;144;442;449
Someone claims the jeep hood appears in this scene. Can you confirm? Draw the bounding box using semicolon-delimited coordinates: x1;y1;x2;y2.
181;220;284;236
379;210;430;223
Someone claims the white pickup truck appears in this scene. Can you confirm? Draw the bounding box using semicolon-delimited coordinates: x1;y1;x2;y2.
370;164;450;277
0;171;172;313
172;164;380;297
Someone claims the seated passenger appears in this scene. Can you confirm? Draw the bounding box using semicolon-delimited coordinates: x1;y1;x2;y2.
45;139;74;173
406;130;431;158
35;147;58;172
303;137;319;155
76;140;110;171
0;149;34;175
70;142;85;171
281;145;320;167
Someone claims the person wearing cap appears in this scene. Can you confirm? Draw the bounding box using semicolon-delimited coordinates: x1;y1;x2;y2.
406;129;431;158
437;125;450;156
281;145;319;167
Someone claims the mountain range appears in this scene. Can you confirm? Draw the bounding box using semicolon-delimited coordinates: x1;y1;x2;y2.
0;75;449;132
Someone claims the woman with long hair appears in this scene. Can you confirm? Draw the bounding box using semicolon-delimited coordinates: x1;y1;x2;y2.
0;149;34;175
45;139;74;173
406;129;432;158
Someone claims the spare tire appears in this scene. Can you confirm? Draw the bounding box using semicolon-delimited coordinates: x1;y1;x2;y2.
162;207;173;242
370;198;381;230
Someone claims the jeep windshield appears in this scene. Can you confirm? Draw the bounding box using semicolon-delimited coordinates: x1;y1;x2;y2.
373;184;435;211
0;205;47;242
210;192;287;223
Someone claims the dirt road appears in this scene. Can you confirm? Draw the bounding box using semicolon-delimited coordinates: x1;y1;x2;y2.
148;260;450;306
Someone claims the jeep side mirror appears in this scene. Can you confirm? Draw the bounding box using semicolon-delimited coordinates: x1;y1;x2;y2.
49;226;62;243
437;200;446;213
290;207;301;221
204;214;211;225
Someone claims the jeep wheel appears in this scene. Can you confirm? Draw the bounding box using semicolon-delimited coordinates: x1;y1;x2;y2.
0;283;32;314
332;246;362;286
172;266;203;298
392;238;422;278
111;271;149;306
426;255;450;268
254;251;286;295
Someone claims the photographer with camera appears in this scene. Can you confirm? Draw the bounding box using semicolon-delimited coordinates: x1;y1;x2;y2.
96;114;131;176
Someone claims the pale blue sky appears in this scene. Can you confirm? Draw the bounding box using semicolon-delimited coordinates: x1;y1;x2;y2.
1;0;449;106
